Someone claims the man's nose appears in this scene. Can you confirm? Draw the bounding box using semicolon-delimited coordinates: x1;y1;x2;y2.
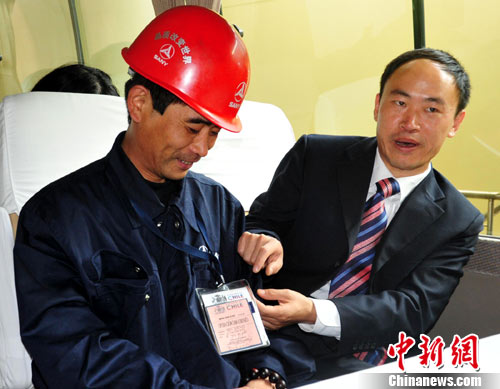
401;108;420;131
190;131;210;157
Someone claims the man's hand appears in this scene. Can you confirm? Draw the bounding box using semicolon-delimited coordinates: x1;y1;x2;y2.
239;378;274;388
237;232;283;275
256;289;317;330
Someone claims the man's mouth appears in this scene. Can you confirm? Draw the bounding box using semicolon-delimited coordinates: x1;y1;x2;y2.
395;139;418;148
178;157;199;169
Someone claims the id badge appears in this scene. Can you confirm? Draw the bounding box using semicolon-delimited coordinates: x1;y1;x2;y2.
196;279;270;355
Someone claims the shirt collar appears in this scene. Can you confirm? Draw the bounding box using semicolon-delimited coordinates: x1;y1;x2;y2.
369;148;431;202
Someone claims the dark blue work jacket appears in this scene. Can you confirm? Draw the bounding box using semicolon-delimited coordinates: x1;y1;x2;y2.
14;133;314;388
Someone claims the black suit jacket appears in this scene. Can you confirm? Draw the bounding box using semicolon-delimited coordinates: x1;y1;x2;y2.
246;135;484;356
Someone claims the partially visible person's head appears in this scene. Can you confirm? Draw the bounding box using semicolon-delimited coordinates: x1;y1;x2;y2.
374;48;469;178
121;6;250;182
32;64;119;96
379;48;470;115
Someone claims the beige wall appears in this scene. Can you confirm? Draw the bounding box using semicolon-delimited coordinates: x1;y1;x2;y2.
0;0;498;233
0;0;75;96
425;0;500;233
224;0;414;139
75;0;156;95
0;0;155;96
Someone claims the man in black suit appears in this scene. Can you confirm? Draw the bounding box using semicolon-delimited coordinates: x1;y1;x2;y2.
238;48;484;379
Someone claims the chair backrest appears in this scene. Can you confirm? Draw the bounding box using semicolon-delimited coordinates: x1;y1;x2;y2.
0;92;128;215
429;235;500;344
1;95;295;215
192;100;295;210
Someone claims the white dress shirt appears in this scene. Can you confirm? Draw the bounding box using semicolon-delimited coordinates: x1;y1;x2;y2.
298;148;431;338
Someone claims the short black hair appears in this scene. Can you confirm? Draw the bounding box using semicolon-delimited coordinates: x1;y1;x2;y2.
32;64;119;96
379;48;470;115
124;69;184;123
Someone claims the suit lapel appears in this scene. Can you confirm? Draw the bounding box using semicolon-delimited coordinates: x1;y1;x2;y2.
337;138;377;255
372;170;445;274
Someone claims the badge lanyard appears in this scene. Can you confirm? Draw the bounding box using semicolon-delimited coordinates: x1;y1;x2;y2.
131;199;269;355
130;200;225;286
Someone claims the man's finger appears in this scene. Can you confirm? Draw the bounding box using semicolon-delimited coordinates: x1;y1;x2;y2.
238;232;283;274
261;319;280;331
257;288;291;302
255;299;275;316
264;253;283;276
252;245;272;273
237;232;259;266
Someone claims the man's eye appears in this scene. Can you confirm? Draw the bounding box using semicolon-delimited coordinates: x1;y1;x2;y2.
427;107;438;113
395;100;405;106
188;127;200;134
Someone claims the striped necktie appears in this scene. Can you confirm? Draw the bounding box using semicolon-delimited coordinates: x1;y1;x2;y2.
328;177;400;365
329;177;400;298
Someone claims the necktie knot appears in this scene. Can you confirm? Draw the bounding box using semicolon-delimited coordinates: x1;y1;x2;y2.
375;177;400;199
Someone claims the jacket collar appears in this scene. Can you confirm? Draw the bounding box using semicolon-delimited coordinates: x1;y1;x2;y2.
337;137;378;255
372;169;445;273
106;132;200;233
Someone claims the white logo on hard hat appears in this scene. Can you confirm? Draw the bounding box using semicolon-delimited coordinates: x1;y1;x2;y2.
234;82;247;102
159;44;175;60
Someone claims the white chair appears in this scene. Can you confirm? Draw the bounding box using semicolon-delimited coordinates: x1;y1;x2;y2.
0;92;128;389
0;206;30;389
193;100;296;210
0;92;128;217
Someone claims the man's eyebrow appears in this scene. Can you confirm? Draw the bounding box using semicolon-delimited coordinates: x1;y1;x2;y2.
389;89;410;98
187;117;214;126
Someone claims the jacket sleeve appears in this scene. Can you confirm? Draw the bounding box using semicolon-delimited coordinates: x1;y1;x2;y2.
227;197;315;385
14;209;211;389
245;135;307;239
332;211;484;356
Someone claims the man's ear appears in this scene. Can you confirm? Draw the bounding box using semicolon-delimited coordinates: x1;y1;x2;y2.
448;110;466;138
126;85;150;123
374;93;381;122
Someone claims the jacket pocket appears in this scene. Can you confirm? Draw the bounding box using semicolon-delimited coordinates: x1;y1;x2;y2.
190;256;217;289
86;250;151;336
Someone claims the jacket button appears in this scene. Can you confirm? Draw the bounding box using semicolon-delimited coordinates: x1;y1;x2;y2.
156;221;163;227
134;266;141;273
145;294;150;302
174;220;180;229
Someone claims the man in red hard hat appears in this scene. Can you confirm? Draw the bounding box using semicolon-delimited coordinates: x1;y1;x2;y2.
14;6;313;388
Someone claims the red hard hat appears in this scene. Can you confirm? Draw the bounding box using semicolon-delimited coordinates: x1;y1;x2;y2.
122;5;250;132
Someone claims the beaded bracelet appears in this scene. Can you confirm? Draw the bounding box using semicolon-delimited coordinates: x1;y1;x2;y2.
243;367;287;389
